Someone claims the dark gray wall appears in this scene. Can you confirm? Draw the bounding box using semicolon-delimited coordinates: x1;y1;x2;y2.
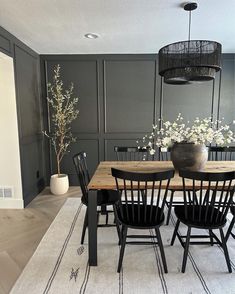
40;54;235;186
1;25;234;206
0;26;45;206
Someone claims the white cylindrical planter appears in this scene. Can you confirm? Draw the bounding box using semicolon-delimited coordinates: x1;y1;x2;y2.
50;174;69;195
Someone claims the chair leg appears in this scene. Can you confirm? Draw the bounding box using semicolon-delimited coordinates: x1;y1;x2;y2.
225;215;235;242
101;204;109;225
101;204;107;215
105;212;109;225
171;219;180;246
209;229;214;246
113;206;121;245
117;226;128;273
219;228;232;273
141;190;146;205
81;209;88;245
118;225;125;246
115;217;121;245
182;226;191;273
166;190;174;225
116;224;122;246
231;232;235;239
155;227;168;273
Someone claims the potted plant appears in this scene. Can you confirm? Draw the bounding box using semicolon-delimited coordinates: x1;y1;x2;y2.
43;64;79;194
138;114;235;171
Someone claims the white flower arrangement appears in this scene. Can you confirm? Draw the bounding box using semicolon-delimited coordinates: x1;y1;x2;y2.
138;114;235;155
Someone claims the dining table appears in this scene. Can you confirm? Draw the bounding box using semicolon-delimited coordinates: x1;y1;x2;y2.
87;160;235;266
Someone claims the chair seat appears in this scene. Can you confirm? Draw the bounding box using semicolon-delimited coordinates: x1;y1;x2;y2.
82;189;119;206
117;204;164;228
174;205;227;229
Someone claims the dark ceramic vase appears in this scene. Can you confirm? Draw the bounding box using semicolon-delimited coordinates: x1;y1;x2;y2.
170;142;208;171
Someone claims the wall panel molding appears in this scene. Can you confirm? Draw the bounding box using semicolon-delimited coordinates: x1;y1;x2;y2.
14;44;41;139
0;25;46;207
0;34;10;54
103;59;156;134
45;59;100;134
41;54;235;185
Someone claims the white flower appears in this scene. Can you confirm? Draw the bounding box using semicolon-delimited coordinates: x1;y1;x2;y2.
149;149;155;155
164;121;171;127
137;113;235;152
162;137;172;146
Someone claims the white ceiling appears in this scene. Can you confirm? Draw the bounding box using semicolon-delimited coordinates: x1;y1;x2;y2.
0;0;234;54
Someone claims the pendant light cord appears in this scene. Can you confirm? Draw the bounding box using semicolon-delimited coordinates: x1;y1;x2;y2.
188;10;191;41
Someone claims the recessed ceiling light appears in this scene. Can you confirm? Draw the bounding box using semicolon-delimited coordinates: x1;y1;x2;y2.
84;33;99;39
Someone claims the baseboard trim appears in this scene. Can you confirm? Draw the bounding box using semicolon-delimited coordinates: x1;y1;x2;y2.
0;198;24;209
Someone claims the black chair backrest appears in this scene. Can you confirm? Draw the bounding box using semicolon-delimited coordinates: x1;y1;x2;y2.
159;147;171;161
111;168;175;224
179;169;235;224
208;146;235;161
73;152;90;202
114;146;153;161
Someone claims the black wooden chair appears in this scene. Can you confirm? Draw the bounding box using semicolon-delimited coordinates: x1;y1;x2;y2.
111;168;175;273
171;169;235;273
73;152;119;244
114;146;153;161
225;205;235;241
208;146;235;241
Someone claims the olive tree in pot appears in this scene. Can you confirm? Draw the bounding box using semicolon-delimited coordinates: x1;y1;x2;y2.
44;64;79;195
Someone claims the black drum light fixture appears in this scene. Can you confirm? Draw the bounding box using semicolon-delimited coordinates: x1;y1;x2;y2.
158;2;222;85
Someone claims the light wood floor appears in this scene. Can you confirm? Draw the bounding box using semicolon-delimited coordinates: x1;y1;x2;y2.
0;186;81;294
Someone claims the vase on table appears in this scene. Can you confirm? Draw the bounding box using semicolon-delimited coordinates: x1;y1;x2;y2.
170;142;208;171
50;174;69;195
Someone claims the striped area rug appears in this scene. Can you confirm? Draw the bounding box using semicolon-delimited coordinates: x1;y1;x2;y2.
10;198;235;294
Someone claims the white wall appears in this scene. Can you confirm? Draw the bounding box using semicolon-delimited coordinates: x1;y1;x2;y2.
0;52;23;208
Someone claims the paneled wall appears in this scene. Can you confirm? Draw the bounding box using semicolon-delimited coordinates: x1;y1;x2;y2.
1;24;234;205
41;54;235;185
0;26;45;206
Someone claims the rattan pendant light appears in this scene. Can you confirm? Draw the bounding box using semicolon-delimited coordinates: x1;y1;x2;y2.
158;2;222;85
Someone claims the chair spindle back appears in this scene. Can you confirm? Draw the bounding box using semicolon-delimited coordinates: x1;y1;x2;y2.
73;152;90;202
208;146;235;161
159;147;171;161
111;168;174;225
114;146;153;161
179;170;235;225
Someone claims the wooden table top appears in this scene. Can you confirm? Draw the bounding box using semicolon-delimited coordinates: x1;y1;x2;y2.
88;161;235;190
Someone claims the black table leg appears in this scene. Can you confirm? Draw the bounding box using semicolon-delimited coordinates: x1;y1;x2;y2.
88;190;97;266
